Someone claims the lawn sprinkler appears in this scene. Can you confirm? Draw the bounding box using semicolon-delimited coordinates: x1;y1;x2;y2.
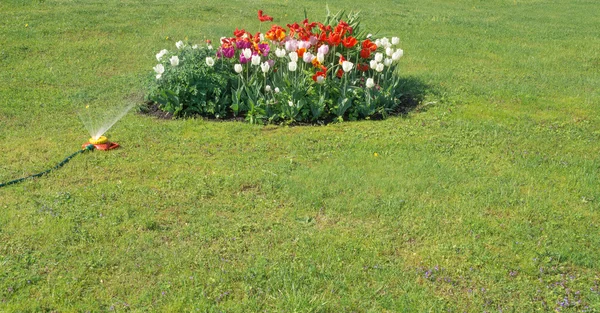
82;135;120;150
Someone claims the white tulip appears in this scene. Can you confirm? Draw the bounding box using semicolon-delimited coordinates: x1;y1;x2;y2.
156;74;162;80
265;85;272;92
370;59;378;69
366;78;375;88
317;52;325;63
380;38;390;47
375;39;381;47
342;61;353;72
315;75;325;84
169;56;179;66
285;40;297;52
153;64;165;74
386;47;394;57
251;54;261;66
375;53;383;63
260;61;270;73
207;45;213;50
275;48;286;58
156;49;168;61
392;49;404;61
376;63;384;72
234;64;243;73
384;58;392;66
288;61;297;72
288;51;298;62
392;37;400;45
192;44;198;49
176;40;184;50
243;48;252;59
302;52;314;63
274;87;280;93
205;57;215;67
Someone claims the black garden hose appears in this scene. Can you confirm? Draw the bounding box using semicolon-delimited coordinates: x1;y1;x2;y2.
0;144;95;188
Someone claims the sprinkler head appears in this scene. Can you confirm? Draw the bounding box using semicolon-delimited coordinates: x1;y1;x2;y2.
82;135;120;150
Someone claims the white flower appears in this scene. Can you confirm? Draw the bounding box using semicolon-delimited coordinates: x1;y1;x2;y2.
386;47;394;57
169;55;179;66
234;63;243;73
176;40;184;50
243;48;252;59
207;45;213;50
298;40;311;49
374;53;383;63
153;64;165;75
342;61;353;72
288;61;297;72
375;39;381;47
318;44;329;55
265;85;272;92
315;75;325;84
392;49;404;61
392;37;400;45
260;61;270;73
274;87;280;93
370;60;378;69
384;58;392;66
317;52;325;63
366;33;373;38
288;51;298;62
288;101;294;107
285;39;298;52
156;49;168;61
156;74;162;80
205;57;215;67
192;44;199;49
303;52;314;63
376;63;384;72
260;33;265;41
380;37;390;48
251;54;261;66
275;48;286;58
366;78;375;88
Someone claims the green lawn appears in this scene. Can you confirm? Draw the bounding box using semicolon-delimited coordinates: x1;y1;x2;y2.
1;0;599;311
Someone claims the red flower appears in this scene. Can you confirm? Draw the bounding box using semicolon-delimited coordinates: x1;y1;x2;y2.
234;28;247;38
360;48;371;59
312;70;326;83
328;32;341;46
266;25;286;41
258;10;273;22
357;63;370;72
362;39;377;52
341;36;358;48
297;47;306;58
336;68;344;78
338;55;346;65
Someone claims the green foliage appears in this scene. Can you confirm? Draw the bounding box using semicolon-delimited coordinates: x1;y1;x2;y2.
147;45;236;118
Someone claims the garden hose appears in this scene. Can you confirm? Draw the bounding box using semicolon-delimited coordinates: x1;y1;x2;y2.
0;144;96;188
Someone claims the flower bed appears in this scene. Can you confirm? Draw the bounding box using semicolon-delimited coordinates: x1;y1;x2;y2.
147;10;405;123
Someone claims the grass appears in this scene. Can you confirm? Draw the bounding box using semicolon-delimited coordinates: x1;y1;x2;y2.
1;0;599;311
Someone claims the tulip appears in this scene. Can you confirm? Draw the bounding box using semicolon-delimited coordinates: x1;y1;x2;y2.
342;61;353;72
392;37;400;45
156;74;162;80
317;52;325;63
375;53;383;63
156;49;168;61
205;57;215;67
275;87;280;93
260;61;270;73
176;40;184;50
153;64;165;75
288;51;298;62
366;78;375;88
392;49;404;61
317;44;329;55
384;58;392;66
303;52;314;63
234;64;243;73
298;41;311;49
288;61;297;72
243;48;252;59
376;63;384;72
275;48;286;58
170;56;179;66
192;44;198;49
251;54;261;66
265;85;272;92
285;39;298;52
386;47;394;57
370;59;378;69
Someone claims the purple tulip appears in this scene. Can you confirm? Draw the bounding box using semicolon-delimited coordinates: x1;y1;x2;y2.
258;43;270;56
